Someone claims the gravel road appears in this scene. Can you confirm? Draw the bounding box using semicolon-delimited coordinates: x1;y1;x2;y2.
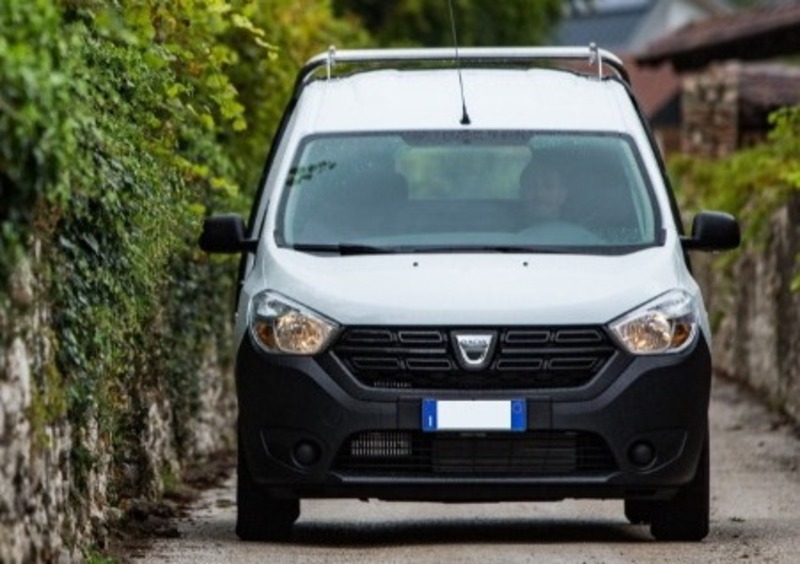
134;376;800;563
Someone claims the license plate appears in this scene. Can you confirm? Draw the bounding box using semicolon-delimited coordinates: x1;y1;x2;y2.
422;399;527;432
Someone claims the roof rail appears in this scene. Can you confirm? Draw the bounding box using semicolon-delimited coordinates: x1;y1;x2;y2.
295;44;630;92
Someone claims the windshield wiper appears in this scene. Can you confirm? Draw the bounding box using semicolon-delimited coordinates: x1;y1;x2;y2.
402;245;564;254
290;243;400;255
290;243;571;255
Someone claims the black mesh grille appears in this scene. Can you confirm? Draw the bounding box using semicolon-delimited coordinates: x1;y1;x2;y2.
332;327;616;389
332;431;617;476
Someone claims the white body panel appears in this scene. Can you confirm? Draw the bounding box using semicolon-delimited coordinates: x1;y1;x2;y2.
237;65;707;347
234;232;709;345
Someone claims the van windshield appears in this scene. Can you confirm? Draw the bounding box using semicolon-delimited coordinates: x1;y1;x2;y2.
277;131;661;254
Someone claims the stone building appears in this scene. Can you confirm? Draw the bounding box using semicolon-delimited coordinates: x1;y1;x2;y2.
637;2;800;158
555;0;728;155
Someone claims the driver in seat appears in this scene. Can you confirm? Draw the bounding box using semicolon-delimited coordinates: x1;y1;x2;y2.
518;159;569;225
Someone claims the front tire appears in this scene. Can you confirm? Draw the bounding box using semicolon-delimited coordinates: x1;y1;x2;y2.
624;499;654;525
236;438;299;542
649;434;710;541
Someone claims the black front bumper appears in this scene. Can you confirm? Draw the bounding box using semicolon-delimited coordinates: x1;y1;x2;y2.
236;333;711;502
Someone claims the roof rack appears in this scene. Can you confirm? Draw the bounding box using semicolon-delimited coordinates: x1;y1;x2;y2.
296;44;630;91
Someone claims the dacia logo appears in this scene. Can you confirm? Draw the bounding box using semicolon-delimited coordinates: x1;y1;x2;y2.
452;331;497;371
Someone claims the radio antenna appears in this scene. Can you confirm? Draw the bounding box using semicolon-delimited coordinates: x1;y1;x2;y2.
447;0;471;126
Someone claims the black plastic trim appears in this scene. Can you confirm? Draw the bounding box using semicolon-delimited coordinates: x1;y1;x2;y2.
236;332;712;501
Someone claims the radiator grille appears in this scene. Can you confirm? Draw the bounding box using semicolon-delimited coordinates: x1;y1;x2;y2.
332;327;616;389
332;431;618;476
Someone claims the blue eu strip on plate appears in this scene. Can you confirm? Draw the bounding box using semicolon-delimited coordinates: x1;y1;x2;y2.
422;399;527;432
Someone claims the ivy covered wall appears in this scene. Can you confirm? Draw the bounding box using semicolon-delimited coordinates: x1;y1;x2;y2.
0;1;364;561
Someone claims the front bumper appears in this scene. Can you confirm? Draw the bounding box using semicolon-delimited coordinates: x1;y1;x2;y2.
236;333;711;502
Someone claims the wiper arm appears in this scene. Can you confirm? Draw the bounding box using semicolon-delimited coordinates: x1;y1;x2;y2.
290;243;400;255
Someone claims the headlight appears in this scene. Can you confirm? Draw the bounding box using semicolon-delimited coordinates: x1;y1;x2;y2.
248;291;339;355
610;290;699;355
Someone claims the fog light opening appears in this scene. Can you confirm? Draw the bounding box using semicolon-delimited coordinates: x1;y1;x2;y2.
629;441;656;467
293;440;322;467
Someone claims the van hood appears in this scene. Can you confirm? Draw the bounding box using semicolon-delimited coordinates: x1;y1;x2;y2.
256;246;693;327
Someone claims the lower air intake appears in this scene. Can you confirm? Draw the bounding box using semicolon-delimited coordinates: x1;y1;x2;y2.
332;430;618;476
349;431;413;457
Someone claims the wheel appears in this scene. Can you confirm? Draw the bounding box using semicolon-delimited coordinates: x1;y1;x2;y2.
236;438;299;542
624;499;654;525
649;434;710;541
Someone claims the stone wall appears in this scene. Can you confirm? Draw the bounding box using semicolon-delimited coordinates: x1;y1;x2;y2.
695;196;800;423
681;62;800;158
0;255;77;562
682;61;800;423
681;62;740;158
0;254;236;563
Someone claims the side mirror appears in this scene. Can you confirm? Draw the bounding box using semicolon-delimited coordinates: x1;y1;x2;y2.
199;214;257;254
681;211;741;252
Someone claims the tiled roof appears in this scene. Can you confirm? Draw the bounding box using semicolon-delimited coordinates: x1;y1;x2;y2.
637;3;800;69
737;63;800;108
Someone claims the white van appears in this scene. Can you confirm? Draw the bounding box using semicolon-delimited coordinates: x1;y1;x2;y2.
200;46;740;542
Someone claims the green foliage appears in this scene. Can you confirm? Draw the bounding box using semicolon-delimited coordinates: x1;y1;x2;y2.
669;106;800;239
333;0;563;47
0;0;365;552
227;0;370;190
84;547;117;564
669;105;800;285
28;361;69;447
0;0;85;280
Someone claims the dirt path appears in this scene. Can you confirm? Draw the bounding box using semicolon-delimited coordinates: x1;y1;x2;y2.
132;376;800;563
